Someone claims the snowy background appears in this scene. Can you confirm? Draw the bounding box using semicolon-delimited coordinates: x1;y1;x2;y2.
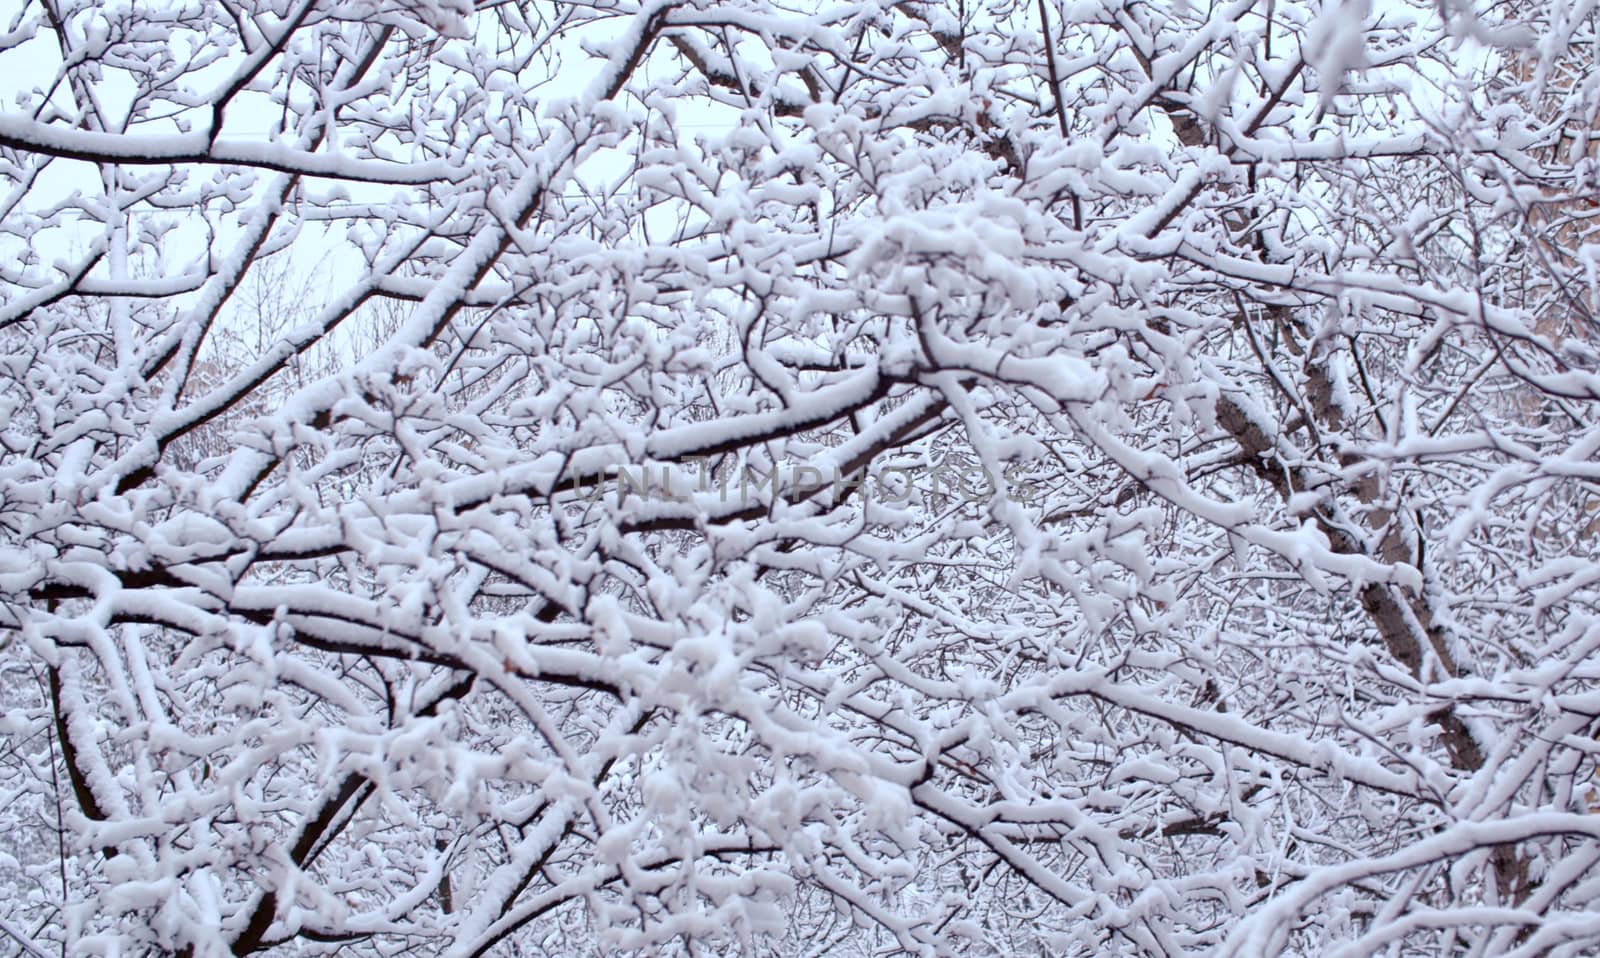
2;0;1600;954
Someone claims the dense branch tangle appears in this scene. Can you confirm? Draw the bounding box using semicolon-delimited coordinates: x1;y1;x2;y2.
1;0;1599;956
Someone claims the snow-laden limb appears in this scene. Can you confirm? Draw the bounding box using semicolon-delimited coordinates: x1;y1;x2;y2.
0;114;467;184
1220;815;1600;958
3;0;1600;955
